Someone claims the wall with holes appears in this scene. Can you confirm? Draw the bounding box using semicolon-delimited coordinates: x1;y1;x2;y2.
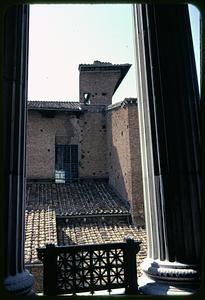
26;101;144;224
26;110;108;179
78;110;108;178
79;70;121;106
106;101;144;225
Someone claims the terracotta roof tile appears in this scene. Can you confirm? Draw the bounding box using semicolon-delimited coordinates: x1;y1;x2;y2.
25;180;147;275
28;100;81;111
26;180;130;217
24;209;57;264
79;61;131;69
107;98;137;111
57;222;147;277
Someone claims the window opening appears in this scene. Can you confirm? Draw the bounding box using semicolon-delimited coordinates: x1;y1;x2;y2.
83;92;91;105
55;144;78;182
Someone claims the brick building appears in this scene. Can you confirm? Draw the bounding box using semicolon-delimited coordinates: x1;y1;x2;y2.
3;5;200;296
26;61;144;224
25;61;146;293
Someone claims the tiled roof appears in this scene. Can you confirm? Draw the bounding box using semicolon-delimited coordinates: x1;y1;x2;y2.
58;222;147;277
26;180;130;217
106;98;137;111
79;60;131;69
25;180;147;275
27;101;81;111
25;210;147;276
58;222;146;246
25;209;57;264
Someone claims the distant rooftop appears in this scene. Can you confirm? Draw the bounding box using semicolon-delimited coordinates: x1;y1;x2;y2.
79;60;131;69
27;99;137;113
27;100;81;111
106;98;138;111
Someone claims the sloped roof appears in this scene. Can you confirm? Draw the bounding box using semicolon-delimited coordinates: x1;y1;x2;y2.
25;180;147;269
58;222;147;277
58;222;146;247
26;180;130;217
25;209;147;274
27;101;81;111
25;208;57;264
106;98;138;111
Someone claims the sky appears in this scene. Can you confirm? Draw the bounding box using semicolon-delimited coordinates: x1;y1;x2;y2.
189;4;201;86
28;4;200;103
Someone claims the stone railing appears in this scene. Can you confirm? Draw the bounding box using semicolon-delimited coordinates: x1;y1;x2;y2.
37;237;141;296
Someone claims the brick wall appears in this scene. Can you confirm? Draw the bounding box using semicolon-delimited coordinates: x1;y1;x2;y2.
127;104;144;225
106;101;144;225
78;110;108;178
79;70;121;106
26;110;108;179
26;111;56;179
26;103;144;224
106;104;131;200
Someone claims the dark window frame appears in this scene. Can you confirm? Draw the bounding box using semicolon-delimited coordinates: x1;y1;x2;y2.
55;144;79;182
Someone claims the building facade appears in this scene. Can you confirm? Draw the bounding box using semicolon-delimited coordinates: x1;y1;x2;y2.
3;4;200;296
26;61;144;225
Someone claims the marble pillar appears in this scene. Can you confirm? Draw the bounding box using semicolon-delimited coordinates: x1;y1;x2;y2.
3;5;34;295
133;4;201;295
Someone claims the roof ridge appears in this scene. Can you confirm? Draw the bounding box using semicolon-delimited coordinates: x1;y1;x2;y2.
28;100;80;103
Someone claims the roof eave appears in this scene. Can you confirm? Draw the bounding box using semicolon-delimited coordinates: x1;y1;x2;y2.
28;108;82;112
112;64;131;96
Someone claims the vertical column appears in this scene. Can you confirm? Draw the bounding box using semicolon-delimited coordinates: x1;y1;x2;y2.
133;4;200;295
3;5;34;295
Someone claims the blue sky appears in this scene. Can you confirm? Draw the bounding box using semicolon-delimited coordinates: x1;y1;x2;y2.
189;4;200;86
28;4;200;103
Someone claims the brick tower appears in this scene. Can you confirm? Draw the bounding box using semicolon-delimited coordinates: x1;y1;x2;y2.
79;61;131;106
